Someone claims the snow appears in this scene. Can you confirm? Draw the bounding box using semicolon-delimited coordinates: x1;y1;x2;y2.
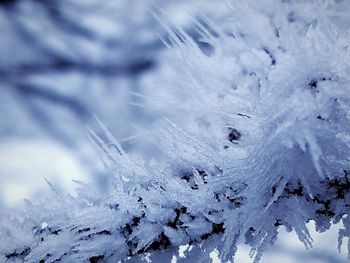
0;139;89;205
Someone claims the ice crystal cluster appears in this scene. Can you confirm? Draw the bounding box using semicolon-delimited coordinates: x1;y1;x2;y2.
1;0;350;262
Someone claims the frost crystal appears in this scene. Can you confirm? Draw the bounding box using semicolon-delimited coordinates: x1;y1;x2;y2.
1;0;350;262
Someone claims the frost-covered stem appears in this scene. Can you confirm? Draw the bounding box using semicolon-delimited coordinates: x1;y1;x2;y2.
1;1;350;262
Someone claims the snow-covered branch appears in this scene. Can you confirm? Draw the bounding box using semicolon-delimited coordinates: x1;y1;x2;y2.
1;0;350;262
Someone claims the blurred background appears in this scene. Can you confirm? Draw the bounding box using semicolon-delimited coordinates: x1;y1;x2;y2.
0;0;348;262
